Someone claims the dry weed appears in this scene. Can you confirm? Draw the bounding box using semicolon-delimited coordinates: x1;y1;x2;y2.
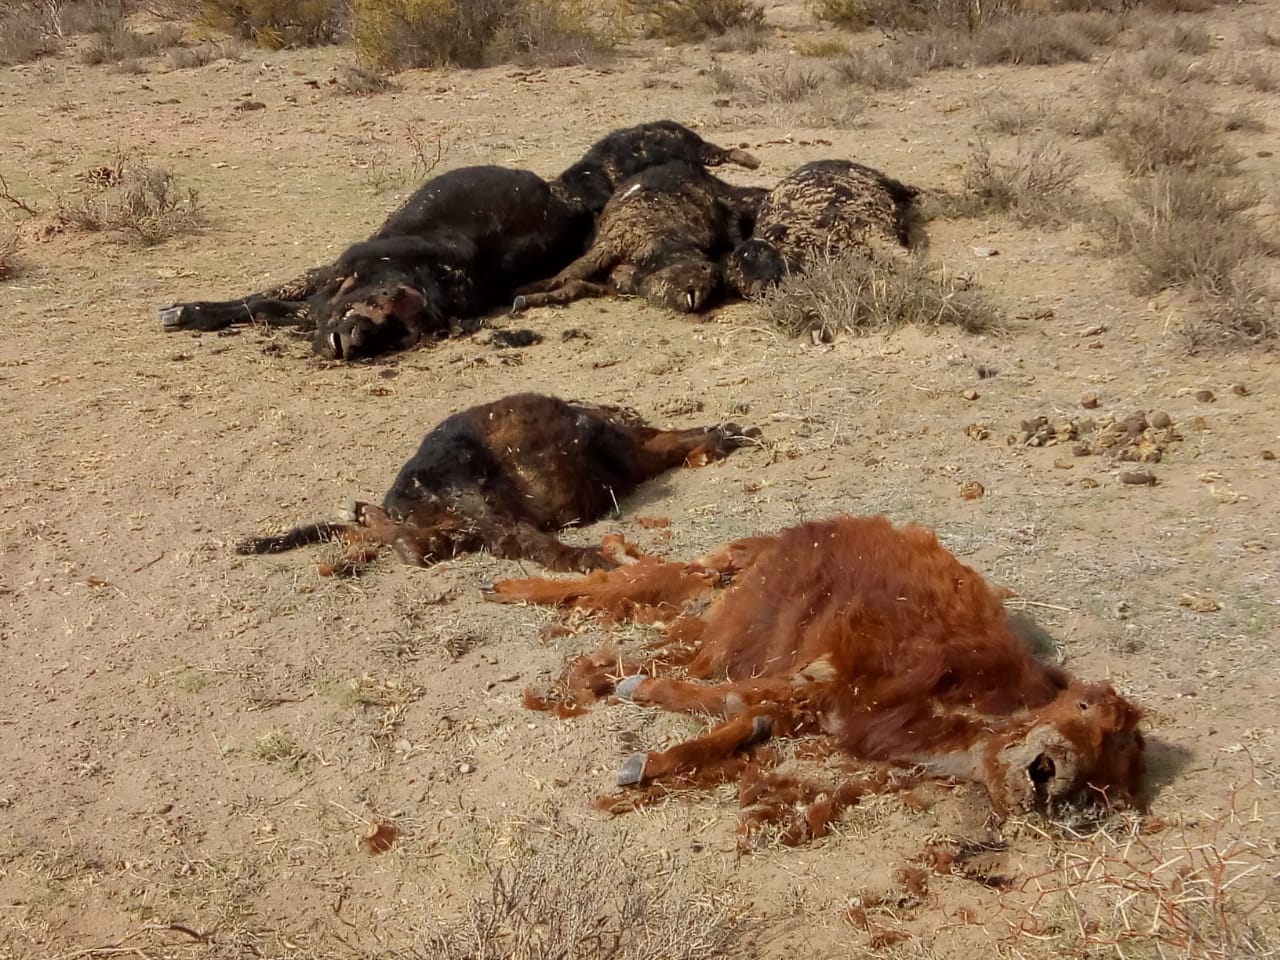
200;0;345;48
756;249;1003;339
0;9;60;64
628;0;766;43
60;160;206;245
332;61;397;94
80;24;184;64
167;39;243;68
949;139;1083;226
1105;87;1237;176
428;818;745;960
1012;782;1279;958
352;0;612;71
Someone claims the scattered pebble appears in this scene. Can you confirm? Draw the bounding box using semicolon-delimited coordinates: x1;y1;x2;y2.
1078;477;1100;489
1263;450;1276;461
1231;383;1249;396
961;388;979;401
959;481;984;500
1080;393;1099;409
458;762;475;775
1149;410;1171;429
1194;389;1215;403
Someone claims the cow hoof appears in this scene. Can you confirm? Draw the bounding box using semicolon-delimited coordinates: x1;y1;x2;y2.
158;304;191;329
478;582;496;597
510;295;528;316
720;423;763;445
615;675;647;700
617;752;648;787
336;504;357;523
746;715;773;746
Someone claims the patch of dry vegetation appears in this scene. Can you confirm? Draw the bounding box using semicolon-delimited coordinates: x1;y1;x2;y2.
834;12;1115;90
199;0;346;48
628;0;765;43
59;160;206;246
757;250;1003;340
0;233;22;282
1090;77;1276;347
429;818;744;960
351;0;614;71
0;9;61;64
79;23;184;64
946;139;1083;225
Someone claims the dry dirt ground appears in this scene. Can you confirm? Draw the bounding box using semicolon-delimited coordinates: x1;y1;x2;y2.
2;2;1279;957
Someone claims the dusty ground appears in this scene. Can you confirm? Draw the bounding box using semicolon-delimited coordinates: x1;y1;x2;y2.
2;2;1279;957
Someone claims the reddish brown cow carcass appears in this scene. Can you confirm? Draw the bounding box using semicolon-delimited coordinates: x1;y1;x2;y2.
489;515;1145;839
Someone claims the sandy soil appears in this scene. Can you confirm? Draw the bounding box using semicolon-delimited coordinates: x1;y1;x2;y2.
2;3;1279;957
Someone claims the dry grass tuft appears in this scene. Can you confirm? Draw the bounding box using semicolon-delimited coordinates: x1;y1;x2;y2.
351;0;613;71
429;818;744;959
60;160;206;246
628;0;766;43
80;24;184;64
1104;87;1237;176
757;250;1003;339
167;38;243;68
332;61;397;94
0;9;60;64
834;13;1110;90
199;0;345;48
947;139;1083;226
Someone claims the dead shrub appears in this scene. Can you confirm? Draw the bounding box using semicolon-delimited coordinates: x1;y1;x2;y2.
51;0;129;35
167;38;242;67
1171;22;1211;54
947;140;1082;226
834;45;920;90
706;21;770;52
332;62;397;94
1106;89;1237;175
963;15;1099;65
795;37;849;57
977;97;1046;136
429;820;742;960
628;0;766;43
199;0;345;48
755;66;822;102
757;250;1003;339
80;24;184;64
351;0;611;71
60;162;206;246
0;10;61;64
810;0;934;31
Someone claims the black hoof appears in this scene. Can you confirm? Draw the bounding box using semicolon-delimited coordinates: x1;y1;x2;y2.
615;675;647;700
617;752;647;787
510;295;528;316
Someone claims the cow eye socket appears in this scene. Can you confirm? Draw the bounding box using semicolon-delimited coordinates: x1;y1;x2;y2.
1028;754;1055;784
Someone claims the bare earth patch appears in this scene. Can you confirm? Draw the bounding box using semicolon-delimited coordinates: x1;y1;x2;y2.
1;1;1278;957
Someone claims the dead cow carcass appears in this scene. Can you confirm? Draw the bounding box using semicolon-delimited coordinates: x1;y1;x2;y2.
725;159;921;297
239;393;760;573
489;515;1145;840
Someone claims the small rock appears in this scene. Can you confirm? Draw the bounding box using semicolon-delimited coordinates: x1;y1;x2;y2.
1119;471;1157;486
961;388;979;401
1080;393;1099;409
1072;443;1091;457
1262;450;1276;461
458;762;475;775
1190;416;1209;431
1149;410;1171;429
153;802;174;815
1053;458;1074;470
1079;477;1100;489
959;480;984;500
1194;389;1215;403
1231;383;1249;396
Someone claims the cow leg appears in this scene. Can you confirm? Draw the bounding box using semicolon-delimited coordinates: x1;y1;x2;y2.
512;246;619;299
510;280;612;314
626;421;762;474
615;674;798;718
474;518;615;573
617;707;781;786
486;558;716;619
159;266;329;331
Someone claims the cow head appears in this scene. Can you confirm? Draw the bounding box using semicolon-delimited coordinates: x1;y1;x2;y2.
640;260;724;314
724;238;787;298
310;274;442;361
991;682;1146;814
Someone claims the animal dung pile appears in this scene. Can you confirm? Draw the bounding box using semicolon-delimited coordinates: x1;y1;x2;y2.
1016;410;1181;463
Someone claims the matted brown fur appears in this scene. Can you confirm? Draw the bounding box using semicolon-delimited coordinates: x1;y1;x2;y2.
490;515;1145;835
